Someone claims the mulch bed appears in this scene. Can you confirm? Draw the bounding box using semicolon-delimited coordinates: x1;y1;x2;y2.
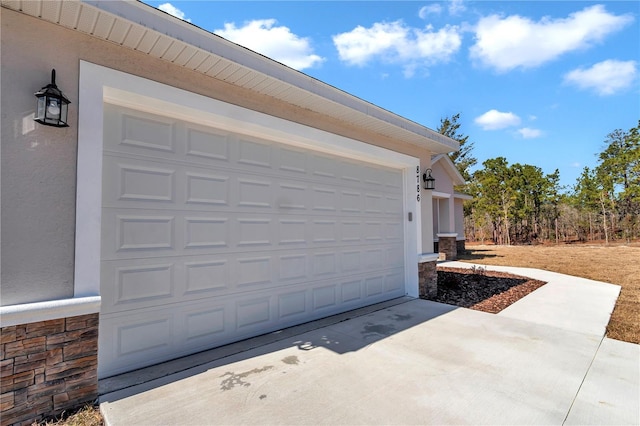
433;266;546;314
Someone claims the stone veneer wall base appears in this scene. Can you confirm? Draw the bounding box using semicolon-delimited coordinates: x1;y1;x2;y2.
0;314;98;426
438;236;458;261
418;260;438;300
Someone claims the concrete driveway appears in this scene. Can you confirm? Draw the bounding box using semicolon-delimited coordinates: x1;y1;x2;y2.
100;264;639;425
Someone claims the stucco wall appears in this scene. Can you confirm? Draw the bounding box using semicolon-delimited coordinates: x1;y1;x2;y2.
1;9;435;306
1;12;79;305
431;161;454;194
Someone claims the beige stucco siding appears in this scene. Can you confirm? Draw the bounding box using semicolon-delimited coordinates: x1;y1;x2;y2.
1;9;433;306
431;161;454;194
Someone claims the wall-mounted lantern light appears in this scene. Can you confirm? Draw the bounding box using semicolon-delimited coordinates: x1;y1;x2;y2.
34;69;70;128
423;168;435;190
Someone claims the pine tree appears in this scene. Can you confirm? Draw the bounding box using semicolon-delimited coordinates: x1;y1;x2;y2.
437;113;477;182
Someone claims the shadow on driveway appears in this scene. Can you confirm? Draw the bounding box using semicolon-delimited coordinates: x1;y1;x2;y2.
99;297;456;399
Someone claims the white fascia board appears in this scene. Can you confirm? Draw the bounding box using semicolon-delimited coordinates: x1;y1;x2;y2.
431;191;451;199
454;192;473;200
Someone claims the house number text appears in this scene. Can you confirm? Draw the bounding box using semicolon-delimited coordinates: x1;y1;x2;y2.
416;166;420;202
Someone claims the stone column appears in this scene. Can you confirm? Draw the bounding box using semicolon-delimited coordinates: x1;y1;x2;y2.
418;254;439;299
437;233;458;260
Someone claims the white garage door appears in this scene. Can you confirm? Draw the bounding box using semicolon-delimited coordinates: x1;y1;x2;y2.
99;104;406;378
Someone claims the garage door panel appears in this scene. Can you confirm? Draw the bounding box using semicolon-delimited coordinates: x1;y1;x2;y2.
385;221;404;241
118;164;175;203
235;255;272;287
102;211;404;260
184;216;230;249
385;247;405;268
183;305;226;343
385;271;405;293
312;285;337;311
364;221;384;242
237;178;273;209
101;250;403;315
382;169;404;190
116;215;175;252
101;211;174;257
106;106;402;197
104;105;177;157
277;147;308;176
100;104;408;378
277;218;308;246
114;263;175;305
340;190;363;214
311;153;339;179
98;309;176;377
102;156;176;206
237;138;273;169
276;181;309;211
117;317;173;356
340;279;363;303
185;126;231;163
101;258;178;313
185;172;230;207
311;187;338;212
365;276;385;297
278;254;308;281
385;194;404;214
311;220;338;244
103;154;399;215
278;290;308;320
236;217;273;247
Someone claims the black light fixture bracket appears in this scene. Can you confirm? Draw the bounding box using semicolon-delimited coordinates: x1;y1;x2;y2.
34;69;71;128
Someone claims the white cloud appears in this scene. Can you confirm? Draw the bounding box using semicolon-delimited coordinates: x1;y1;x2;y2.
158;3;190;22
470;5;633;72
333;21;461;74
517;127;543;139
475;109;521;130
449;0;466;16
215;20;324;70
564;59;638;96
419;4;442;19
570;162;581;168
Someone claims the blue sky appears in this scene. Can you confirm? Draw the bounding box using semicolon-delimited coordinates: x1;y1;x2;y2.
142;0;639;190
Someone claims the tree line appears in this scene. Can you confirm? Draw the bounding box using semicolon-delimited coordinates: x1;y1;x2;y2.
438;115;640;245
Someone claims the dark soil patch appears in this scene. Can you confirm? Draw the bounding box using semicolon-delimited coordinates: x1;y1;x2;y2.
433;266;546;313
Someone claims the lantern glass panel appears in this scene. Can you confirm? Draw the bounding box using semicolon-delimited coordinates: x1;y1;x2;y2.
36;96;46;121
60;102;69;125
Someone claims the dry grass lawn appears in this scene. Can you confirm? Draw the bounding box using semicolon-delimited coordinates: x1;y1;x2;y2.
458;243;640;344
34;405;103;426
